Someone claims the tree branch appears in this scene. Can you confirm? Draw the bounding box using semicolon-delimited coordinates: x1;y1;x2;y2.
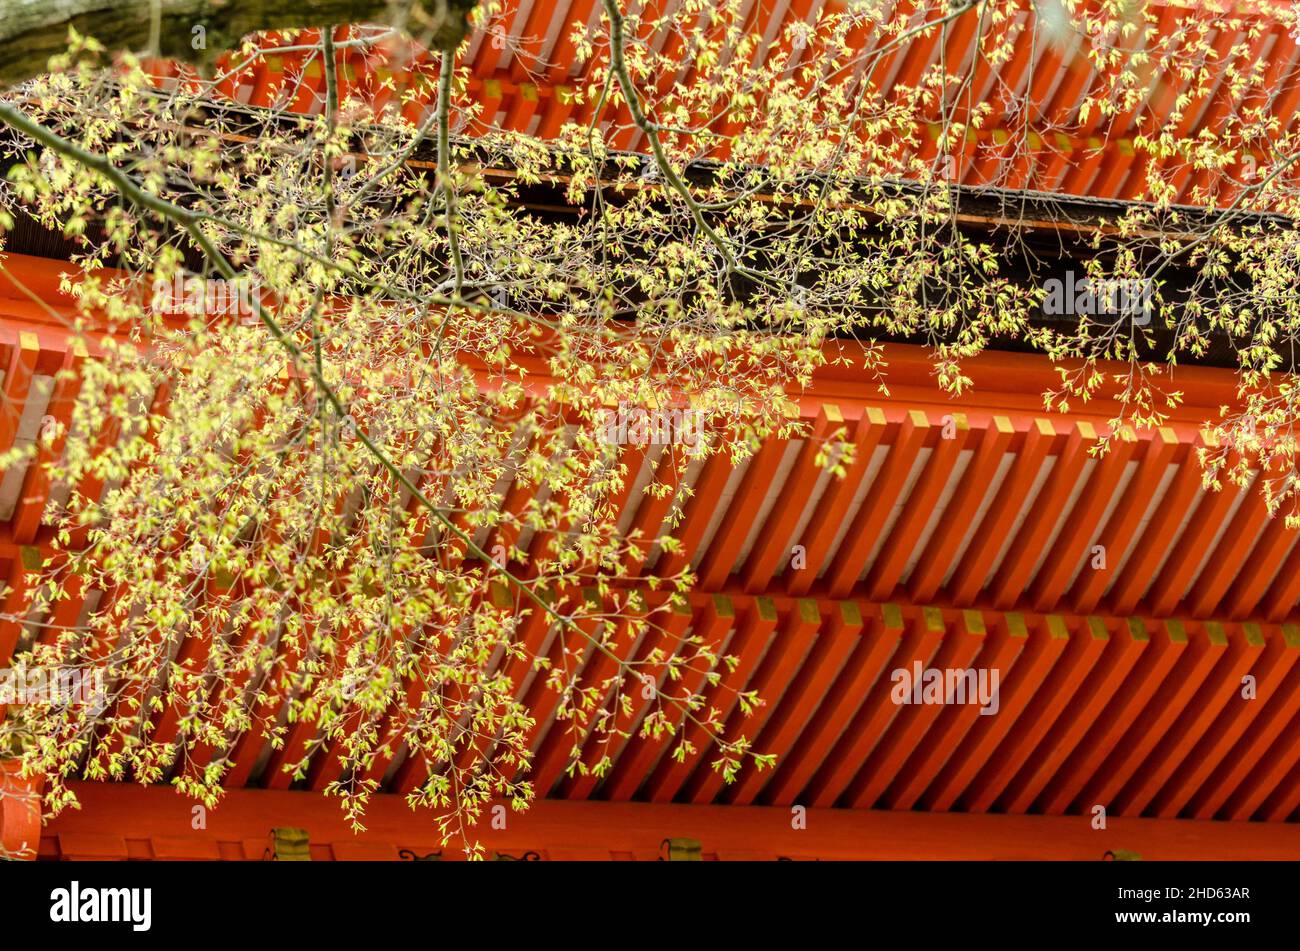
0;0;479;88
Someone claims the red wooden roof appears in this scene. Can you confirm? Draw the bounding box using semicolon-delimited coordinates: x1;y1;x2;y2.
4;2;1300;847
144;0;1300;205
1;254;1297;825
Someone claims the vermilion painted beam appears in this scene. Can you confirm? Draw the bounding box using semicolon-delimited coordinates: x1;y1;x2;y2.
1077;619;1224;814
43;780;1300;861
741;406;841;593
446;588;557;780
1186;486;1274;617
562;596;694;800
0;761;40;859
694;430;791;590
825;410;931;597
1114;622;1265;817
1106;434;1213;615
946;418;1055;605
923;613;1062;812
0;254;1255;419
1156;25;1244;194
989;421;1094;610
1221;702;1300;821
0;556;29;667
1186;20;1286;197
597;594;735;802
725;600;861;806
1261;531;1300;621
653;450;734;580
1030;426;1138;611
805;607;943;808
760;604;904;806
885;610;1026;810
529;611;640;795
907;416;1014;603
501;588;605;790
1038;617;1185;815
222;611;312;789
1069;427;1180;613
1150;623;1300;819
962;616;1108;813
0;331;39;459
1145;471;1246;617
1037;56;1094;189
1003;618;1149;814
622;446;686;574
686;599;822;804
785;407;888;597
1000;42;1067;189
149;585;227;751
866;413;971;601
1260;761;1300;823
844;608;984;809
1188;626;1300;819
641;597;778;803
11;342;83;543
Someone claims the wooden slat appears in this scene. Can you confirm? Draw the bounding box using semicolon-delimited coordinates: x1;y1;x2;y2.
786;407;888;597
962;616;1108;813
641;597;778;803
1221;514;1300;620
622;446;688;574
1069;426;1179;613
562;596;695;800
886;610;1026;810
1185;487;1273;617
1221;701;1300;821
844;607;985;809
946;419;1055;605
1189;625;1300;819
865;413;971;601
0;331;39;452
684;599;823;804
1150;623;1300;818
1030;425;1137;611
1003;617;1148;813
760;603;904;806
1077;619;1222;812
528;609;641;796
694;431;791;590
1038;618;1185;815
11;341;84;543
445;588;557;781
924;612;1062;811
597;594;734;801
741;407;841;593
1113;622;1265;816
988;421;1094;610
654;450;735;579
1145;472;1245;617
499;588;605;790
804;606;944;808
726;600;861;806
1106;433;1214;615
824;410;931;597
907;416;1014;603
